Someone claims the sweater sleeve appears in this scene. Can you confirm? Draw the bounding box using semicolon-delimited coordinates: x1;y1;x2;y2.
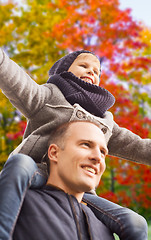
108;121;151;166
0;48;51;119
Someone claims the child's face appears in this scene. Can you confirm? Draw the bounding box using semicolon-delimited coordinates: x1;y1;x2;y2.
68;53;101;86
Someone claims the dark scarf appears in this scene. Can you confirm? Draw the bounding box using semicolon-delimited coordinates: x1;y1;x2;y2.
47;72;115;117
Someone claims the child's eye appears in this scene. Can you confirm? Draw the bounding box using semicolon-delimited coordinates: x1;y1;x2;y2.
94;70;99;75
80;64;86;68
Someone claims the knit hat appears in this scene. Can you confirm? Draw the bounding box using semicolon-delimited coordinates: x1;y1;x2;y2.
49;50;97;76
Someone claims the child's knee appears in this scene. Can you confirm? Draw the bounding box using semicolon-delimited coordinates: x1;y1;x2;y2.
123;210;148;239
4;154;37;177
128;211;147;228
7;154;35;167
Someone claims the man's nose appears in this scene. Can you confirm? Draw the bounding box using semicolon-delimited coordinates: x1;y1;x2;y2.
89;148;103;164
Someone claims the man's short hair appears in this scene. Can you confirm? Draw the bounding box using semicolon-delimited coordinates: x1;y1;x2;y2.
48;121;74;149
47;120;104;149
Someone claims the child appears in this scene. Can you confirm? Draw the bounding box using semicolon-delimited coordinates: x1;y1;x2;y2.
0;48;149;239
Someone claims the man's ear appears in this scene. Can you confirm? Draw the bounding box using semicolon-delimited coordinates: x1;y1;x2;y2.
48;144;59;163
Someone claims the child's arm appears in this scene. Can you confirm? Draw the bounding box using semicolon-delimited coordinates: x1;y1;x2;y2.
108;121;151;166
0;48;50;119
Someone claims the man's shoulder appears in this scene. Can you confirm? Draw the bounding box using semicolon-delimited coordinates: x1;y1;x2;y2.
18;185;68;219
24;185;69;209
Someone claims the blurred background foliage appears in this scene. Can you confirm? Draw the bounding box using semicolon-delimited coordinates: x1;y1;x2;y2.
0;0;151;220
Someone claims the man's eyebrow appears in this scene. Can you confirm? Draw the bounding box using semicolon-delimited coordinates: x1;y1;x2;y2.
79;139;108;154
79;139;93;143
78;139;94;146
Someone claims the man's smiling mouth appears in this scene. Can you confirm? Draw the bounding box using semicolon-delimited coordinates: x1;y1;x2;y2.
82;166;97;175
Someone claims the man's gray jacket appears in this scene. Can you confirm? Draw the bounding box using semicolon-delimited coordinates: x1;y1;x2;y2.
0;48;151;165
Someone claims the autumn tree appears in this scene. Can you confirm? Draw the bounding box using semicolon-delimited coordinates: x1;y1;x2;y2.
98;26;151;218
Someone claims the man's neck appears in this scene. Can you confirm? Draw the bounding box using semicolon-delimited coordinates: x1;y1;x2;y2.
46;180;84;203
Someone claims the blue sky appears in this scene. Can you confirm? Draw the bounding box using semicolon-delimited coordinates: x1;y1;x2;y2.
119;0;151;27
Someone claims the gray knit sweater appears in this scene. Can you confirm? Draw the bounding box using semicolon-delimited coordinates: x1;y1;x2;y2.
0;49;151;165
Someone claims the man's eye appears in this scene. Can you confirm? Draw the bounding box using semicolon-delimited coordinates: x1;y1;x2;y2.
82;142;90;147
100;149;106;156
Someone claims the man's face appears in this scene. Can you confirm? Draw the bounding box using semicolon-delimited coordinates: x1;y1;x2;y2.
68;53;101;86
48;122;107;198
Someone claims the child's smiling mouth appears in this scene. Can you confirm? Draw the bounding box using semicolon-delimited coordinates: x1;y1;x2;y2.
80;76;93;84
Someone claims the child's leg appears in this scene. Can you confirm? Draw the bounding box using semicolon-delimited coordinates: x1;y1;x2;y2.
0;153;47;240
83;193;148;240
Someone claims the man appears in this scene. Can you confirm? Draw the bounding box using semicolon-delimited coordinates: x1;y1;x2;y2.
13;121;114;239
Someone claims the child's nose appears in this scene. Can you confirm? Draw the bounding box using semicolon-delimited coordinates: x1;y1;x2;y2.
87;68;94;75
